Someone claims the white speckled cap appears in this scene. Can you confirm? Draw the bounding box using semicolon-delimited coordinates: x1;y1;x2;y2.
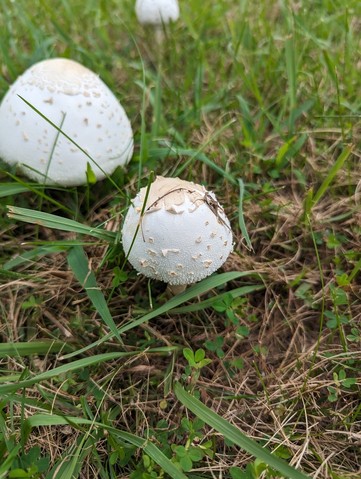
135;0;179;25
122;176;233;286
0;58;133;186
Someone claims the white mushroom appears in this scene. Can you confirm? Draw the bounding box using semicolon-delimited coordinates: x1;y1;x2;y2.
121;176;233;293
135;0;180;26
0;58;133;186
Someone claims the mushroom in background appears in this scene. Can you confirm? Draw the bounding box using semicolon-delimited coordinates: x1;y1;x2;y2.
135;0;180;26
135;0;180;46
121;176;234;294
0;58;134;186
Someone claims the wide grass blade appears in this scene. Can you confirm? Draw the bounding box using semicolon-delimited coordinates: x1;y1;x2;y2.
0;268;38;281
274;134;308;169
63;271;252;359
0;182;34;197
174;383;311;479
0;352;134;394
4;244;68;271
25;414;188;479
3;241;100;272
0;348;174;394
67;245;121;341
0;177;74;215
117;272;253;335
7;205;116;242
311;145;353;206
0;341;72;358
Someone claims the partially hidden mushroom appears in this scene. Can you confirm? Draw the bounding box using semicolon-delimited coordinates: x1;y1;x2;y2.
0;58;133;186
135;0;180;26
121;176;234;294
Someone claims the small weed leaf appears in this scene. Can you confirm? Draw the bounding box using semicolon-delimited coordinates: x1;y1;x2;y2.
346;328;360;342
183;348;195;366
236;325;250;338
325;311;349;329
327;386;338;403
330;284;349;306
173;445;204;472
212;294;233;312
183;348;211;370
194;349;206;363
205;337;225;358
230;465;254;479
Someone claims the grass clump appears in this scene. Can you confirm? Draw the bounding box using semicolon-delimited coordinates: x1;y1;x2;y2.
0;1;360;478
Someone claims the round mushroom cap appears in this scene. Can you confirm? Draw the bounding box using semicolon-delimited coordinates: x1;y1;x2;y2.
0;58;133;186
121;176;234;286
135;0;179;25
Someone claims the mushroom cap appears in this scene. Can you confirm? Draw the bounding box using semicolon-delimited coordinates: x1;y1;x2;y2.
135;0;179;25
121;176;233;286
0;58;133;186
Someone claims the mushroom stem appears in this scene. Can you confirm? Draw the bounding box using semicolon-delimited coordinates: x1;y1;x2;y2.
166;284;187;296
154;25;165;47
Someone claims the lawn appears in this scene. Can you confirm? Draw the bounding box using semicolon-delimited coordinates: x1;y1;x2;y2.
0;1;360;478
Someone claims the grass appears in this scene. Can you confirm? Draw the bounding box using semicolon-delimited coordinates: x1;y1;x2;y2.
0;0;360;478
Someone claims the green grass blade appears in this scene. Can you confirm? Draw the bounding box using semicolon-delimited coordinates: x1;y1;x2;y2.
2;174;76;215
25;414;188;479
0;341;72;358
0;182;34;197
62;271;251;359
275;136;297;167
3;244;68;270
121;172;155;270
7;206;116;242
312;145;353;206
117;272;250;335
0;352;134;394
285;36;297;111
236;94;257;146
150;144;237;185
347;257;361;284
171;285;264;313
0;268;39;281
56;435;88;479
0;444;22;477
3;241;99;271
150;146;233;183
238;179;253;251
322;50;345;138
67;246;121;341
174;383;311;479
